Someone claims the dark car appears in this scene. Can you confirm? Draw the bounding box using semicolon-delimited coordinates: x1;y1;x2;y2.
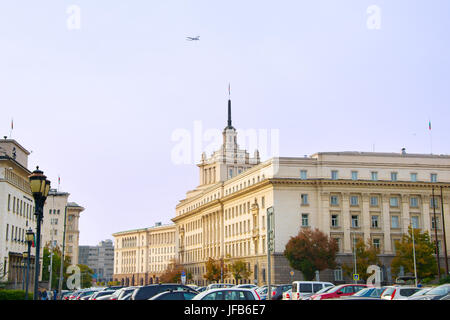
149;289;198;300
409;284;450;300
270;284;292;300
131;284;195;300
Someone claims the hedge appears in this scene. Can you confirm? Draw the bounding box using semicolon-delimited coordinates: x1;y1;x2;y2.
0;289;33;300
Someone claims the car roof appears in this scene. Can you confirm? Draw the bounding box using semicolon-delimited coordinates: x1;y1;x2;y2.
193;287;256;299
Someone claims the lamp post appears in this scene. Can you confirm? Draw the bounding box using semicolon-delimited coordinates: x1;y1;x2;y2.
25;228;34;300
28;166;51;300
58;205;68;299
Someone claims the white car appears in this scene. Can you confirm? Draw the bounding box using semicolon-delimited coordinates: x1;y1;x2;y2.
291;281;334;300
205;283;235;291
192;288;261;300
234;284;258;289
380;286;422;300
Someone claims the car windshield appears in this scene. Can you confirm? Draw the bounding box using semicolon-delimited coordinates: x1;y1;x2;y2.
326;285;344;293
353;288;372;297
427;286;450;296
313;286;333;294
410;288;430;297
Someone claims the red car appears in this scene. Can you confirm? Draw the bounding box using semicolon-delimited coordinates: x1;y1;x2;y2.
311;284;368;300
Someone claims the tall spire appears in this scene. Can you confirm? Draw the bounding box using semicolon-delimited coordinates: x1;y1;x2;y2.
226;83;234;129
227;99;232;127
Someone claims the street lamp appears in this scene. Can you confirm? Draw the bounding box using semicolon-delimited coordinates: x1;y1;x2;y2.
25;227;34;300
28;166;51;300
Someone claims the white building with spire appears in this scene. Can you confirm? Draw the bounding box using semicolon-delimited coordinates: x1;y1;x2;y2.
172;95;450;286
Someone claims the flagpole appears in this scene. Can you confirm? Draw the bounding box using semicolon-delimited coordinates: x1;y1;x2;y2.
10;118;13;139
429;120;432;154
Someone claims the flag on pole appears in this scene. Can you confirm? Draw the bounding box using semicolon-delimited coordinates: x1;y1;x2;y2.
228;83;231;97
58;175;60;190
428;120;431;130
11;118;13;130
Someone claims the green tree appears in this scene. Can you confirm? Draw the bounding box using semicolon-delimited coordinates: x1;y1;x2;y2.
342;238;381;281
41;244;72;289
391;226;438;281
229;260;252;283
284;228;338;280
78;264;94;288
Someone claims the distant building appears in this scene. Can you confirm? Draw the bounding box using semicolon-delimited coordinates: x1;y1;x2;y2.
112;223;176;286
42;191;84;265
79;239;114;283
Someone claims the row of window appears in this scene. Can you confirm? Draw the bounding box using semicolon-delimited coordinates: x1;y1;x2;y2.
300;213;441;230
225;174;266;196
225;197;265;220
7;194;35;220
327;170;438;182
5;224;35;244
300;193;441;209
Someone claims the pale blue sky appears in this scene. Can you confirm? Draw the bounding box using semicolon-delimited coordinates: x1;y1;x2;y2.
1;1;449;245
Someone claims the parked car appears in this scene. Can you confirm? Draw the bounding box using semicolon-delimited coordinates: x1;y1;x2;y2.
103;285;124;291
291;281;334;300
205;283;235;291
187;284;201;291
380;286;422;300
131;284;195;300
302;285;335;300
120;292;133;300
311;284;368;300
270;284;292;300
68;289;90;300
196;286;207;293
89;290;116;300
61;291;74;300
339;287;386;299
192;288;261;300
78;290;99;300
256;285;277;300
149;289;198;300
282;289;292;300
234;284;258;289
409;284;450;300
408;287;433;299
99;286;139;300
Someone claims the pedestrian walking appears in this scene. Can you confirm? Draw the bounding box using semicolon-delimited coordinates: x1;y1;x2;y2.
41;288;48;301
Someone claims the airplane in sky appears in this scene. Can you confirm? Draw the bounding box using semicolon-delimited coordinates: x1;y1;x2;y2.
186;36;200;41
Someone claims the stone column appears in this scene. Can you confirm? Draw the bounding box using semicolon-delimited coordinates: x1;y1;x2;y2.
362;193;371;243
381;193;392;253
443;195;450;256
341;192;351;253
401;194;411;234
422;195;431;232
320;191;330;236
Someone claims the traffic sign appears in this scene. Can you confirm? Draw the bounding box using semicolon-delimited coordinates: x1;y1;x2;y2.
181;270;186;284
353;274;359;281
